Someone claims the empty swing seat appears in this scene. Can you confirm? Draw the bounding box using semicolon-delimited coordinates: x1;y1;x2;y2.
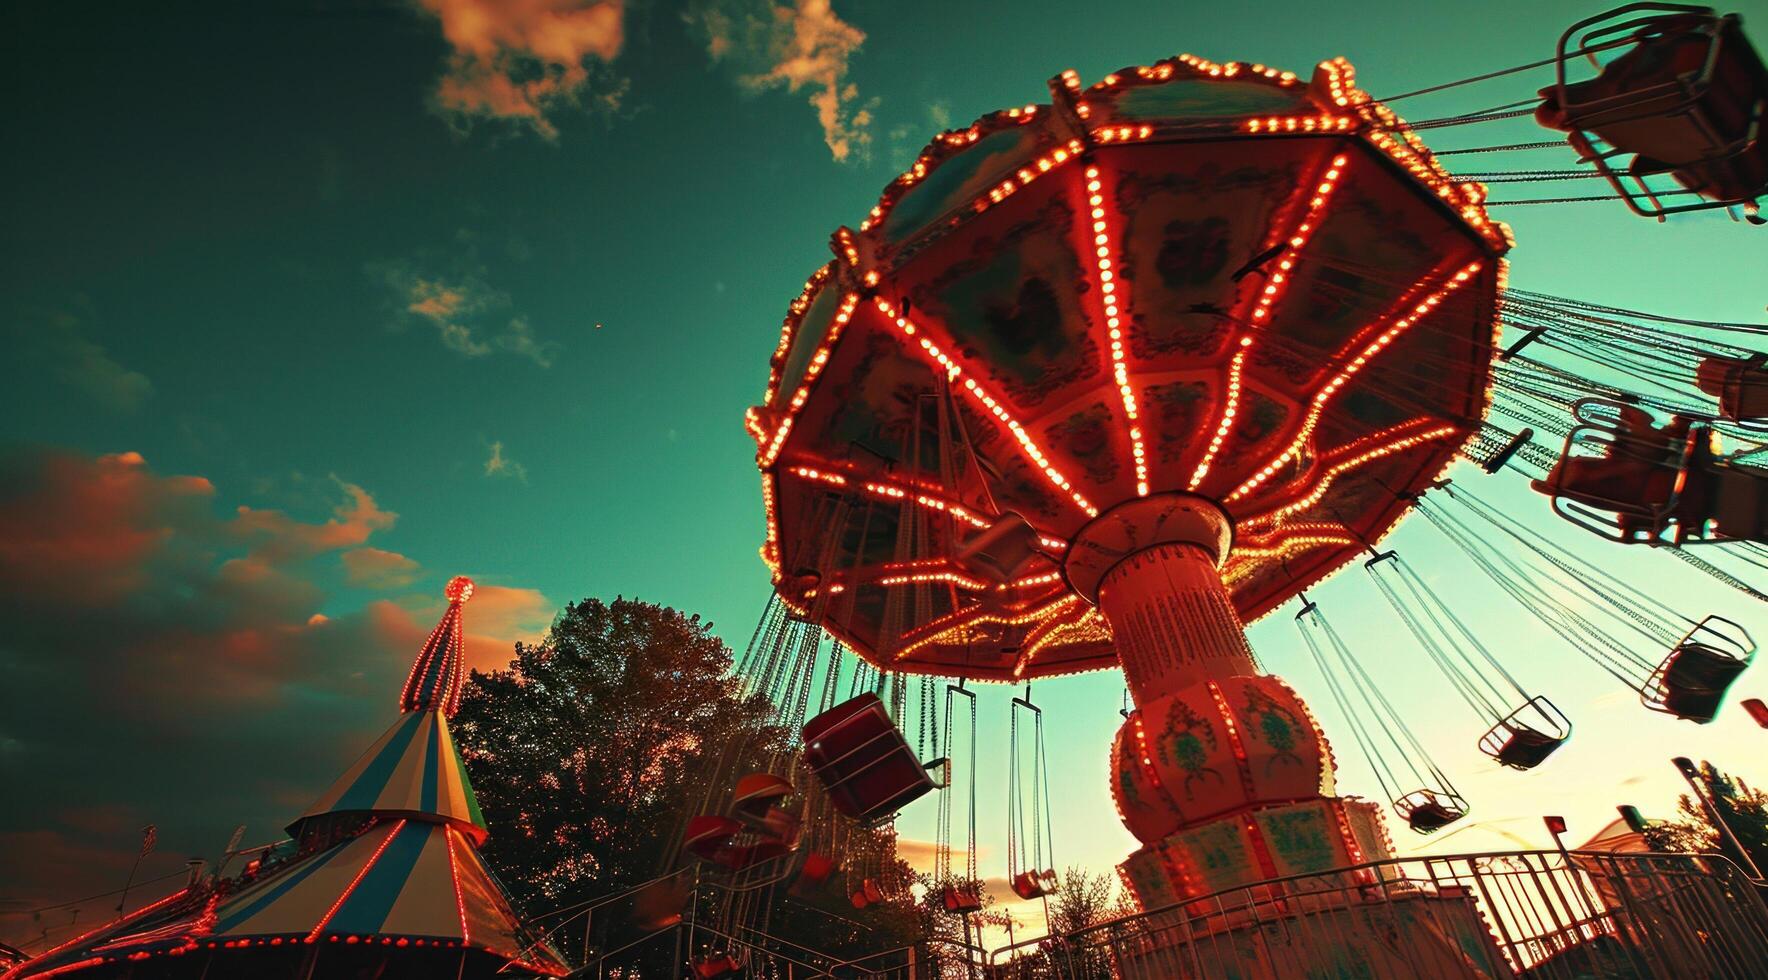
849;878;883;909
1488;725;1566;770
802;693;936;821
1011;869;1057;900
1396;790;1467;834
1478;696;1571;771
683;815;794;870
1645;617;1754;721
731;772;794;823
941;884;984;913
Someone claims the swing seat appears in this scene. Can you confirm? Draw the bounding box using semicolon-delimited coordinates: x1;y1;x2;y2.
1010;869;1057;900
731;772;793;823
693;953;742;978
955;512;1043;583
790;852;837;895
1697;354;1768;423
1537;7;1768;213
802;693;936;821
849;877;883;909
1486;725;1565;771
631;877;689;930
1534;400;1713;542
683;815;794;870
1396;790;1467;834
941;884;984;913
1644;616;1755;721
1477;696;1571;771
684;815;742;861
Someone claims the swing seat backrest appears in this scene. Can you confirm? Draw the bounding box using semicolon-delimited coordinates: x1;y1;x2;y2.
1477;695;1570;771
1697;355;1768;422
1483;723;1566;771
802;693;935;821
731;772;794;823
1543;14;1765;168
631;877;689;930
941;885;984;913
1647;641;1750;722
1396;789;1466;834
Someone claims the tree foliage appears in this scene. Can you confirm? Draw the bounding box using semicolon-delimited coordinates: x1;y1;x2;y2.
1641;762;1768;877
453;596;933;972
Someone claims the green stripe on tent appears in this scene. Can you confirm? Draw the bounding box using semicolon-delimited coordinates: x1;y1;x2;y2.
331;712;426;813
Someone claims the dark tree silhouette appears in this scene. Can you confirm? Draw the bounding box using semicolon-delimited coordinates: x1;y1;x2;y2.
453;596;933;972
1642;762;1768;877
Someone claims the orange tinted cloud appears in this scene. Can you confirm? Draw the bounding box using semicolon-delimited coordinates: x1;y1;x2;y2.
342;547;423;590
0;450;214;604
689;0;873;162
420;0;627;138
0;448;553;937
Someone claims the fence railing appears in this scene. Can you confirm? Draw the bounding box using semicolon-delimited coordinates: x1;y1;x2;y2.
983;849;1768;980
561;849;1767;977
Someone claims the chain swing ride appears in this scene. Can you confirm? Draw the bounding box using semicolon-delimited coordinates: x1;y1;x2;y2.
11;6;1768;980
686;1;1767;971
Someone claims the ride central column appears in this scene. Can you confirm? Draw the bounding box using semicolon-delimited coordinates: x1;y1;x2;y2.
1096;540;1258;706
1064;492;1394;911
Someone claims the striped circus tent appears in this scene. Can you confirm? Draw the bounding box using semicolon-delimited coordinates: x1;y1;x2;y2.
291;706;487;842
6;577;569;979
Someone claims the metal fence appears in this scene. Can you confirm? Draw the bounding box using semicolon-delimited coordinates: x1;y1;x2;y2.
982;849;1768;980
560;849;1766;977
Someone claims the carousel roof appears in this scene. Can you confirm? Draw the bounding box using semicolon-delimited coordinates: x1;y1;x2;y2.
4;577;566;979
747;54;1512;681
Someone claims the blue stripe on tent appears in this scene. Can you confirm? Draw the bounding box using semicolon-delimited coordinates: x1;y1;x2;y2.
324;823;432;937
332;712;426;812
213;842;352;933
421;713;441;814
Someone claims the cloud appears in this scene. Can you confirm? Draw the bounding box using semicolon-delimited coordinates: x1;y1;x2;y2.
418;0;628;139
484;440;529;482
341;547;423;590
0;449;554;943
687;0;875;162
8;310;153;412
371;261;560;367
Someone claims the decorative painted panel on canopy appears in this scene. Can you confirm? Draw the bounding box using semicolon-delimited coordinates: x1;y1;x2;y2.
748;53;1510;681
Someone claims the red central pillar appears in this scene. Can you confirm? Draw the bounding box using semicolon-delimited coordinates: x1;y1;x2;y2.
1063;493;1392;909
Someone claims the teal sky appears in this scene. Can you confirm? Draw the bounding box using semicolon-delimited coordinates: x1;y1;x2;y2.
3;0;1766;950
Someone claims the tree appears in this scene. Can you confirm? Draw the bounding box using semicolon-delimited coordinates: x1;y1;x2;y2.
453;596;932;973
1641;762;1768;877
1039;866;1125;980
1047;865;1120;936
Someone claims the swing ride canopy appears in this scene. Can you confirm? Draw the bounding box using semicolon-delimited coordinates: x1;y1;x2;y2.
748;55;1512;681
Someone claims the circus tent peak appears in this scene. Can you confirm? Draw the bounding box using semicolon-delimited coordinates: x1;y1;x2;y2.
400;574;473;717
289;576;487;841
3;576;566;979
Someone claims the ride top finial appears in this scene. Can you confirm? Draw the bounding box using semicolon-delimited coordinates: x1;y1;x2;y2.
445;575;475;604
